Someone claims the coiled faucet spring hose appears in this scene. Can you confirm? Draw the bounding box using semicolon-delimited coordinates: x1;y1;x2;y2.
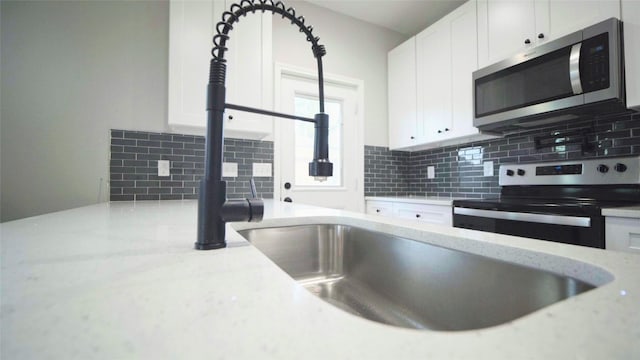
210;0;327;112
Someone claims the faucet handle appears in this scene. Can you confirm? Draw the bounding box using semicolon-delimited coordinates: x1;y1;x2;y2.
249;177;258;199
219;177;264;223
247;177;263;222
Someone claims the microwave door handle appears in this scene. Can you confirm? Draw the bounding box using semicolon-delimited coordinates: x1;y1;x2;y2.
570;43;583;94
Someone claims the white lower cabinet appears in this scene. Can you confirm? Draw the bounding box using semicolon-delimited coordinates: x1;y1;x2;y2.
366;200;452;226
606;216;640;254
366;201;394;218
393;203;452;226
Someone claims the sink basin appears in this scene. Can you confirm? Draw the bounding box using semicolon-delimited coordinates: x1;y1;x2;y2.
237;224;597;331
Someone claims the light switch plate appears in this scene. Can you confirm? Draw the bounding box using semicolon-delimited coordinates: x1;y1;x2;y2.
427;166;435;179
483;161;494;176
158;160;170;177
253;163;272;177
223;162;238;177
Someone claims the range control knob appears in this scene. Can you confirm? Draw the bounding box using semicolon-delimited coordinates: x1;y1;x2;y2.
506;169;515;176
614;163;628;173
597;164;609;173
517;169;526;176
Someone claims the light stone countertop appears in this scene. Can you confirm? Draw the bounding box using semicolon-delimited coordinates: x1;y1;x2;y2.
1;200;639;359
603;205;640;219
365;196;458;206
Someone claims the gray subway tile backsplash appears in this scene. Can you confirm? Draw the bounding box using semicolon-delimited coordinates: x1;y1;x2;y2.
111;113;639;202
366;112;640;198
110;129;273;201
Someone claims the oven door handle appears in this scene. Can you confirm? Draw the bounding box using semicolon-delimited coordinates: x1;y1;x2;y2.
453;207;591;227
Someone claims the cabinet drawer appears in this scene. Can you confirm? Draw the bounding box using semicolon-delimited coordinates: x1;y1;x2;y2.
606;217;640;254
366;201;394;217
393;203;452;226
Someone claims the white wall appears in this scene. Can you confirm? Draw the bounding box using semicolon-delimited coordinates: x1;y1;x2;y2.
0;0;406;222
1;1;169;222
272;1;407;147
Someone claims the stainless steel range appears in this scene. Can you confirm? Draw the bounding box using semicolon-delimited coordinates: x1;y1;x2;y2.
453;156;640;248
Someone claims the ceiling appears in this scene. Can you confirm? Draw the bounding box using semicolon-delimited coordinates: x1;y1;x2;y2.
304;0;466;36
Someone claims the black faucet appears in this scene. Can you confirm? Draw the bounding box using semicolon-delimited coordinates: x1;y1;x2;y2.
196;0;333;250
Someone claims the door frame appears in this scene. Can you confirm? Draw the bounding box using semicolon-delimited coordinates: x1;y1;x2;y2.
273;62;365;211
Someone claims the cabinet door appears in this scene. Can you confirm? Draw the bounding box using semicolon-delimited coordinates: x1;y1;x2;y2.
623;0;640;110
388;38;418;150
168;0;272;139
478;0;537;68
543;0;620;42
168;0;215;129
366;201;394;217
416;22;452;142
223;0;273;140
606;217;640;254
450;1;480;137
393;203;452;226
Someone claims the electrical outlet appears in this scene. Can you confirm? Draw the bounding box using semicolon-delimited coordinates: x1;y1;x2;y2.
253;163;272;177
158;160;170;177
483;161;494;176
427;166;435;179
223;162;238;177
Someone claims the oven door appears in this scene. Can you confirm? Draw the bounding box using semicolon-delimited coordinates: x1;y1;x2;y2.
453;207;604;249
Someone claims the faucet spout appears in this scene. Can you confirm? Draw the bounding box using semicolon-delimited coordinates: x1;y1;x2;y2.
195;0;332;250
309;112;333;180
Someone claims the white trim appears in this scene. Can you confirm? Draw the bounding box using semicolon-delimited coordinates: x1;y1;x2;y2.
274;63;365;212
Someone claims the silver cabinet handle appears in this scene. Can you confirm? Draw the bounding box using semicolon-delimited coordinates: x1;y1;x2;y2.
570;43;583;95
453;207;591;227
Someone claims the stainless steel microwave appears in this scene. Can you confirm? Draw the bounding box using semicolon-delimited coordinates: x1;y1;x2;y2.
473;18;626;133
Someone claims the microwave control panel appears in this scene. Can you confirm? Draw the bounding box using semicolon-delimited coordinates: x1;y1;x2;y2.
580;33;610;93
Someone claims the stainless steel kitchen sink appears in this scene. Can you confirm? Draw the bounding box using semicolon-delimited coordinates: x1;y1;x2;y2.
237;224;596;331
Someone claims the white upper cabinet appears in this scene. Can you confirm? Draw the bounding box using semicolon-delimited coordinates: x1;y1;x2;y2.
222;0;273;139
388;1;496;151
449;2;483;138
478;0;621;68
168;0;214;130
388;37;419;149
544;0;620;41
168;0;273;139
416;19;452;142
623;0;640;110
477;0;537;68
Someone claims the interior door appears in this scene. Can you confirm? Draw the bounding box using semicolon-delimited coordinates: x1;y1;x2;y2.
278;73;363;211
